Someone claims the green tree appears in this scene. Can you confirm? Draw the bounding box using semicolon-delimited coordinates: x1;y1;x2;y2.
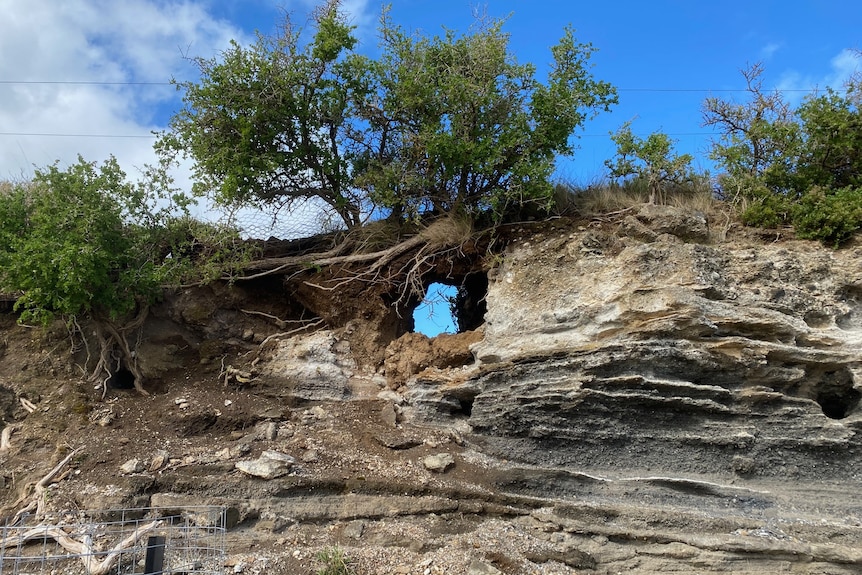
702;62;801;204
704;61;862;244
795;83;862;191
159;0;371;229
161;1;617;228
356;11;618;221
0;157;200;394
605;122;697;204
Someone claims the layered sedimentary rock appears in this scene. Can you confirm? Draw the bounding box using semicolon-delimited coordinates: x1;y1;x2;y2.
409;206;862;483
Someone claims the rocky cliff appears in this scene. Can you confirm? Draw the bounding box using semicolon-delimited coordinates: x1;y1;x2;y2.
1;205;861;574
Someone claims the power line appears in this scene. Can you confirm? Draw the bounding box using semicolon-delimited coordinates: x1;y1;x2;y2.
0;80;839;93
0;80;172;86
0;130;721;139
0;132;156;139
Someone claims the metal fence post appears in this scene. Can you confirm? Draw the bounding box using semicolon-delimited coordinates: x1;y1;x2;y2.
144;535;166;574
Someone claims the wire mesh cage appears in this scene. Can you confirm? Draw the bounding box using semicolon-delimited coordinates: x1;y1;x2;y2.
0;506;226;575
219;198;343;241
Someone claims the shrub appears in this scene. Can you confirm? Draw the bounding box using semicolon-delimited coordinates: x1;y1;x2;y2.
792;186;862;246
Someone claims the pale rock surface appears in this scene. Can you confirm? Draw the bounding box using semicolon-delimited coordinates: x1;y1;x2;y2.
235;451;296;479
404;212;862;481
261;330;355;400
422;453;455;473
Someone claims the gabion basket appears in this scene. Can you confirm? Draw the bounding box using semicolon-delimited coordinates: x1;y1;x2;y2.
0;506;226;575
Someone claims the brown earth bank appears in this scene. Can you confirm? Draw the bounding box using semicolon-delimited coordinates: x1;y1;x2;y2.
1;205;861;574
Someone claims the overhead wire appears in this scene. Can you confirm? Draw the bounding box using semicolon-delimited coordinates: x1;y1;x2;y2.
0;79;839;139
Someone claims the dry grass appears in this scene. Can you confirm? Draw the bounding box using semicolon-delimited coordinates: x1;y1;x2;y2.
559;178;727;216
418;213;474;247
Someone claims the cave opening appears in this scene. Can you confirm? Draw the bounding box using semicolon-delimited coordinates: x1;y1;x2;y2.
412;272;488;337
107;368;136;390
816;387;861;419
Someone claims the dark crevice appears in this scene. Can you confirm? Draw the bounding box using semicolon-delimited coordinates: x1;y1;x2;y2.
108;368;136;390
816;387;861;419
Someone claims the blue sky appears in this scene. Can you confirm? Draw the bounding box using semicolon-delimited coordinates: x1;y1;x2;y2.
1;0;858;184
1;0;860;335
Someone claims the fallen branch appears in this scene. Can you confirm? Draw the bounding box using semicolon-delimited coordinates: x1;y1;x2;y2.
1;520;161;575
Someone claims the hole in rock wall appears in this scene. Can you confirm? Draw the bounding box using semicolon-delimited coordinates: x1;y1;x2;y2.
457;397;475;417
107;368;136;390
816;387;861;419
413;283;457;337
412;273;488;337
807;367;861;419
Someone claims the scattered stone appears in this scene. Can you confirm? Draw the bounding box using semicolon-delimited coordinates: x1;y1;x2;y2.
301;449;319;463
467;559;502;575
732;455;757;476
258;407;284;420
374;432;423;450
301;405;328;425
224;399;233;407
380;402;398;427
235;450;296;479
422;453;455;473
377;389;404;404
120;459;144;474
241;328;254;341
260;421;278;441
149;450;169;472
342;520;366;540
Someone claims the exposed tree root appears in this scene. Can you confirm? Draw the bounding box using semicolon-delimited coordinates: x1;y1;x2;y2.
85;306;150;397
240;226;432;277
237;217;479;314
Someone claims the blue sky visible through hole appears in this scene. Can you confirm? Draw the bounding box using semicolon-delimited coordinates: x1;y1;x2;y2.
413;283;457;337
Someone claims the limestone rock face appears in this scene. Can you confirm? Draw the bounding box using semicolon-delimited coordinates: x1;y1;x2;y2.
415;213;862;480
261;330;356;400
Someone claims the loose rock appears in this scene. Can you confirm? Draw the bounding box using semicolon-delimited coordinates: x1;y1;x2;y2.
422;453;455;473
235;451;296;479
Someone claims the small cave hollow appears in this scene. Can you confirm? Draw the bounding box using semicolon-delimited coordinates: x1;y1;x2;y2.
411;272;488;337
444;388;479;419
807;367;862;419
816;387;861;419
457;397;475;417
107;368;136;390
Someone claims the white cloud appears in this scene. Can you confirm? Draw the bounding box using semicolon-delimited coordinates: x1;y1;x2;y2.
759;42;782;61
0;0;247;181
776;48;861;103
0;0;379;234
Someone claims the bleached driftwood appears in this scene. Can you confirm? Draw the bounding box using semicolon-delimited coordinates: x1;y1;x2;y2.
8;447;83;525
0;519;161;575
